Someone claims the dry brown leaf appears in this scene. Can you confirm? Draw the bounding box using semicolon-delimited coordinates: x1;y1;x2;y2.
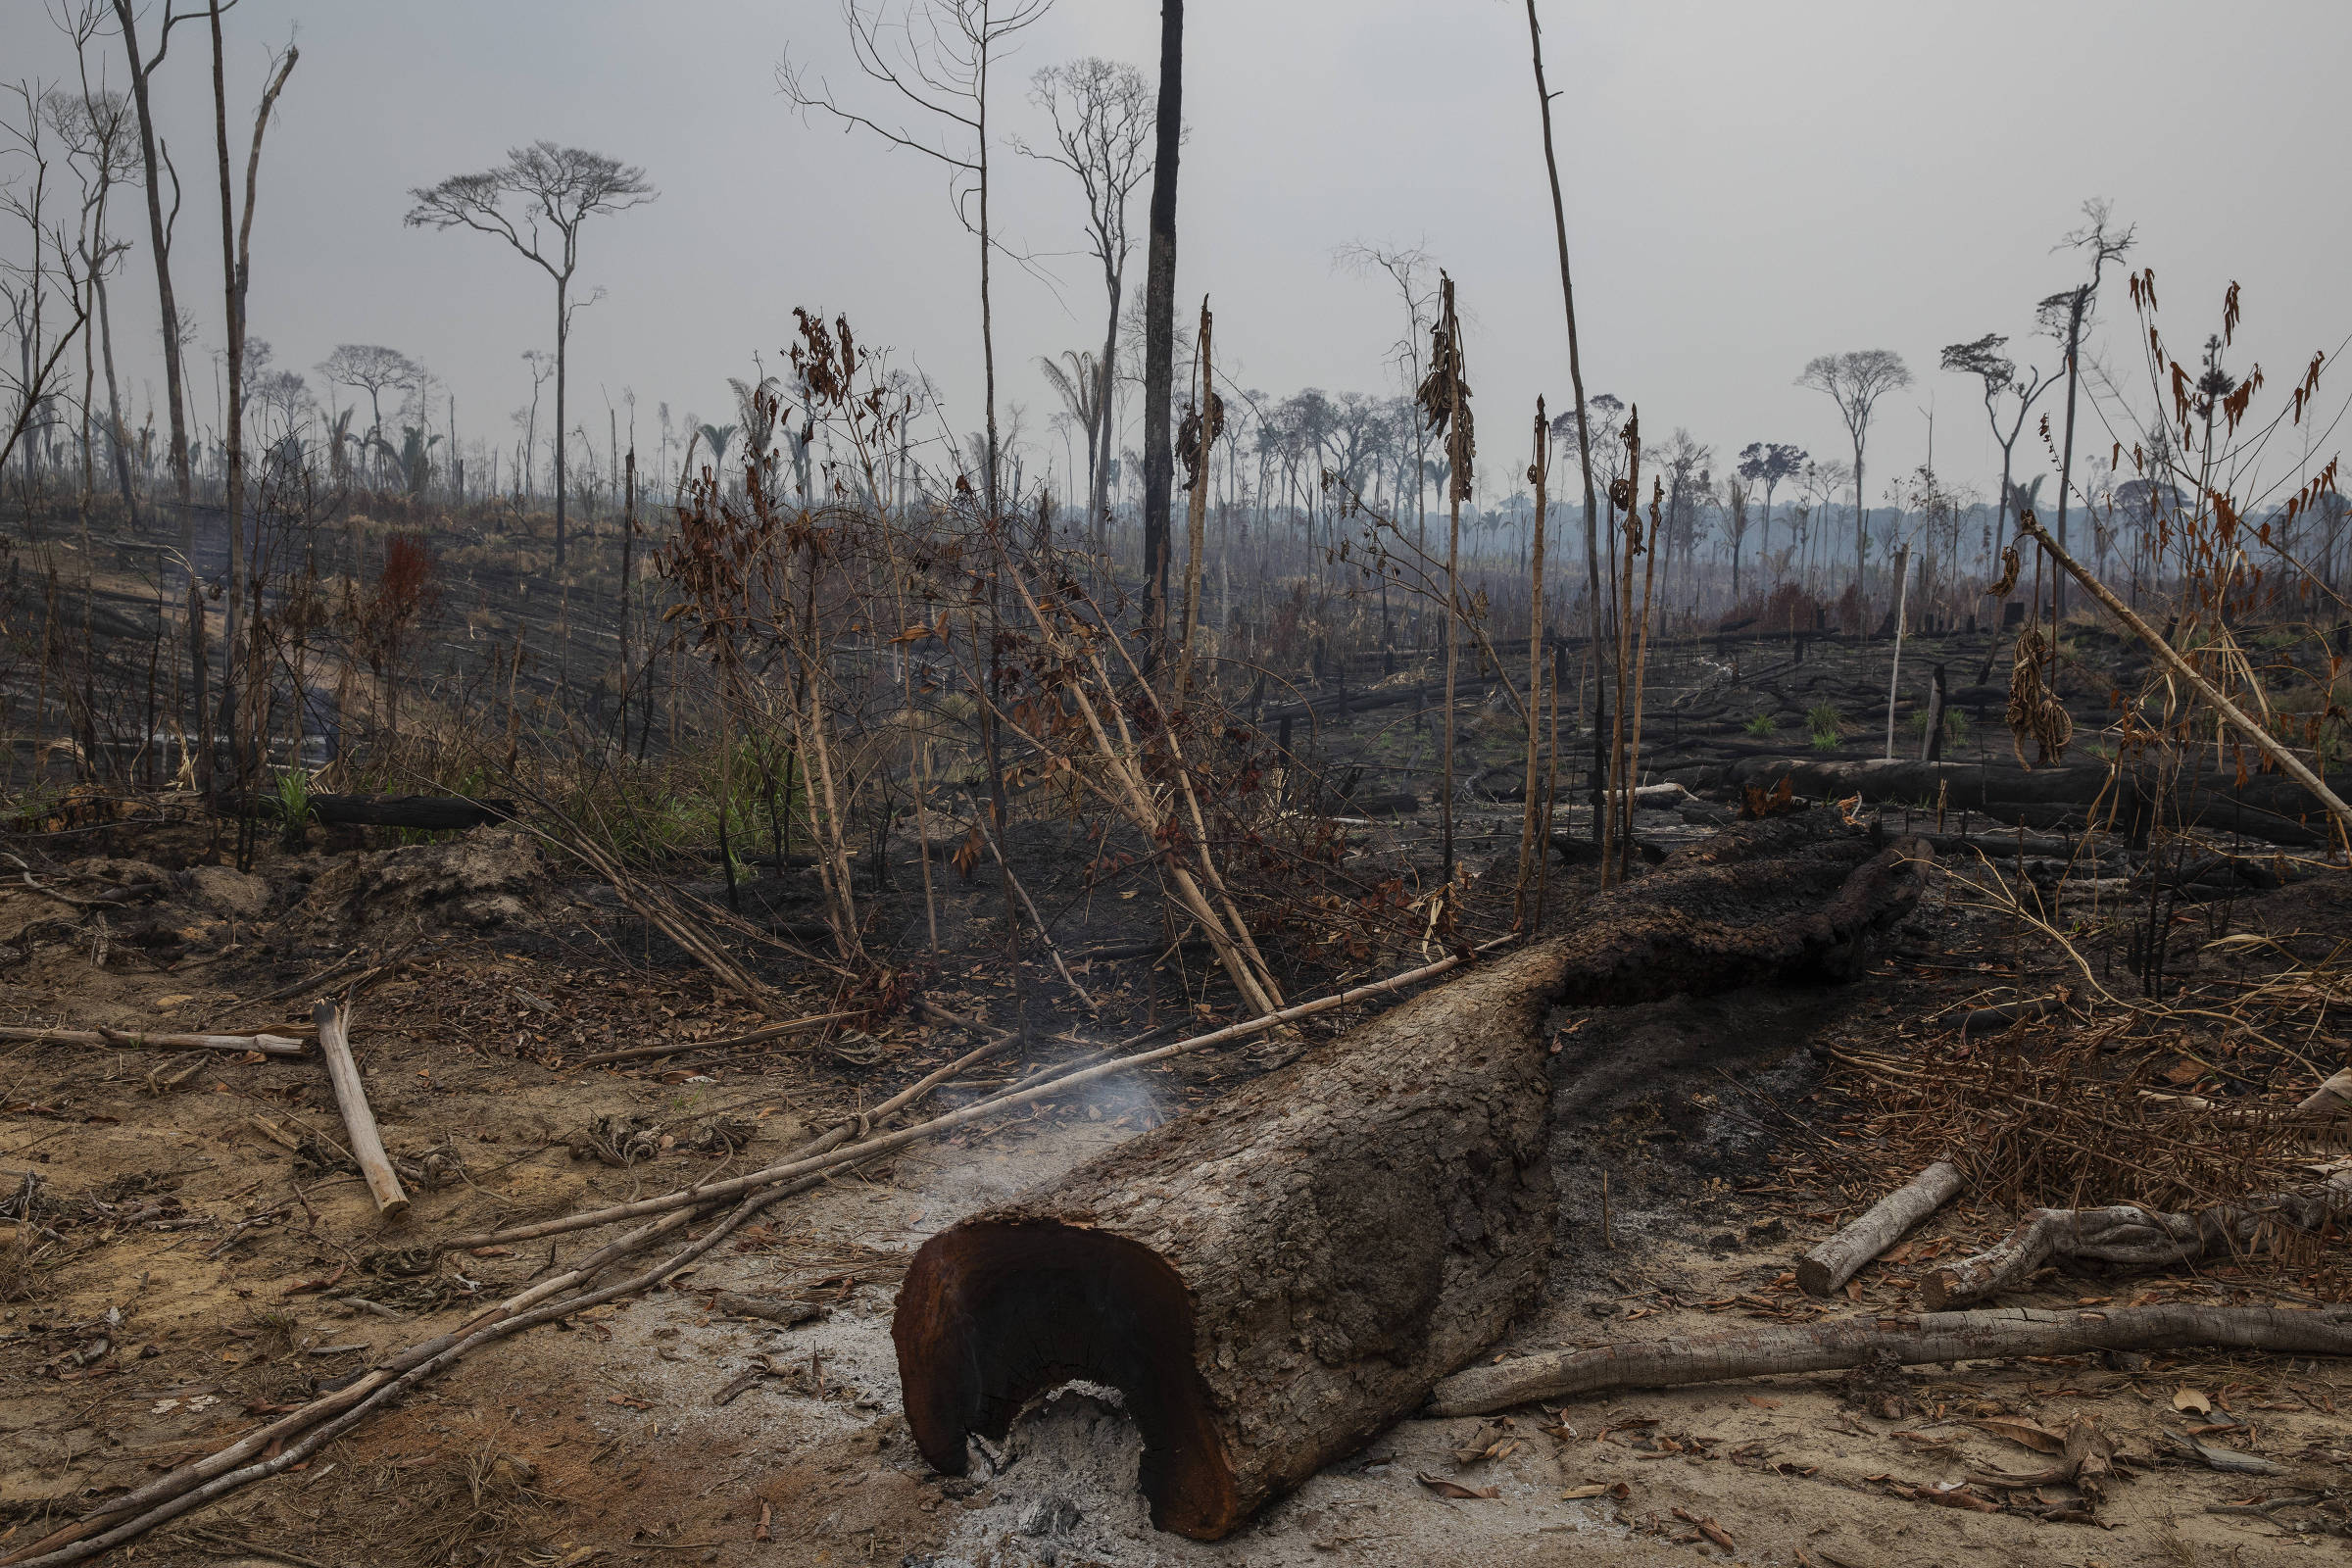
2172;1387;2213;1415
1417;1473;1497;1499
1559;1484;1609;1499
1744;1395;1783;1409
1963;1417;2066;1453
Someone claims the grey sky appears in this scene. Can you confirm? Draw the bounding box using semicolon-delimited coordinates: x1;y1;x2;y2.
9;0;2346;510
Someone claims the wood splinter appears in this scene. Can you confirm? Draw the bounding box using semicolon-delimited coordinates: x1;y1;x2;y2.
315;1001;410;1220
1796;1159;1963;1297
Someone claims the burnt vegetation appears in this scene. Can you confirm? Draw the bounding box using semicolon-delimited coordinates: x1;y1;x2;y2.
1;2;2350;1564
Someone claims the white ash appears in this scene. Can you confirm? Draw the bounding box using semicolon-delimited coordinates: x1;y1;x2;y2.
923;1383;1153;1567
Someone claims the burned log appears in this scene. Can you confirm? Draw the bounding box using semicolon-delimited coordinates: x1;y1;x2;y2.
1718;756;2328;847
1542;812;1933;1005
210;793;516;832
893;814;1930;1539
896;937;1569;1539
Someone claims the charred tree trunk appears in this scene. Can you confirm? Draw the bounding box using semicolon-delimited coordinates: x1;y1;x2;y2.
896;939;1568;1540
1138;0;1181;655
895;816;1929;1540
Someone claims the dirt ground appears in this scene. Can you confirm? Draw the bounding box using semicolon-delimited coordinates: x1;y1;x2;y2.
2;779;2347;1567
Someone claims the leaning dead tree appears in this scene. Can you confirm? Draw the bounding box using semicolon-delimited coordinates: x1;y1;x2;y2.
894;813;1929;1539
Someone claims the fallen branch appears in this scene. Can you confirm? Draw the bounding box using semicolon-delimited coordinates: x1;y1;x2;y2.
709;1291;821;1326
1426;1302;2352;1416
438;943;1500;1252
1954;996;2066;1037
0;1151;808;1568
537;828;780;1012
314;1003;409;1221
1921;1170;2352;1310
961;790;1098;1010
1796;1160;1963;1296
0;1025;306;1057
208;793;516;831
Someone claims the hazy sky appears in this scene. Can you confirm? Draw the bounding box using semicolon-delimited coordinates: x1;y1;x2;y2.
9;0;2348;510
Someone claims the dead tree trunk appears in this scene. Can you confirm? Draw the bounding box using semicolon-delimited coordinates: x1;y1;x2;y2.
895;939;1570;1541
894;814;1931;1539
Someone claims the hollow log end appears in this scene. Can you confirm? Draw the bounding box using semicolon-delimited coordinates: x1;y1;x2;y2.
894;1217;1241;1540
1793;1256;1837;1298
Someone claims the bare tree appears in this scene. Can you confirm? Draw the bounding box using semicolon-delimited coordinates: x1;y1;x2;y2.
46;6;142;523
207;6;296;801
110;0;203;514
404;143;656;567
1796;347;1911;622
780;0;1049;532
2037;198;2133;615
1016;55;1151;548
1335;239;1438;599
1;79;94;483
1140;0;1181;655
1522;0;1604;808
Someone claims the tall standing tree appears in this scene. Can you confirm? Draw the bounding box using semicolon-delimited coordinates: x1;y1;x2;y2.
208;9;295;804
1522;0;1605;824
1335;240;1438;608
404;143;656;568
1938;334;2048;575
1016;56;1151;550
1140;0;1182;654
110;0;199;514
1735;440;1806;578
1796;348;1911;624
2037;199;2133;614
780;0;1049;532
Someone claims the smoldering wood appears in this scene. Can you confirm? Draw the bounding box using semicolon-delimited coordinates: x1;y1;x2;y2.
894;938;1570;1541
1920;1170;2352;1310
314;1002;411;1221
893;814;1931;1540
1542;813;1933;1005
1795;1159;1963;1296
1426;1303;2352;1416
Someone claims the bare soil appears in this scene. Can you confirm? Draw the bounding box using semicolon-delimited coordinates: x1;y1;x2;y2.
4;712;2348;1565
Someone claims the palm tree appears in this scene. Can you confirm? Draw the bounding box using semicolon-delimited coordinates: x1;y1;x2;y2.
1039;350;1103;545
